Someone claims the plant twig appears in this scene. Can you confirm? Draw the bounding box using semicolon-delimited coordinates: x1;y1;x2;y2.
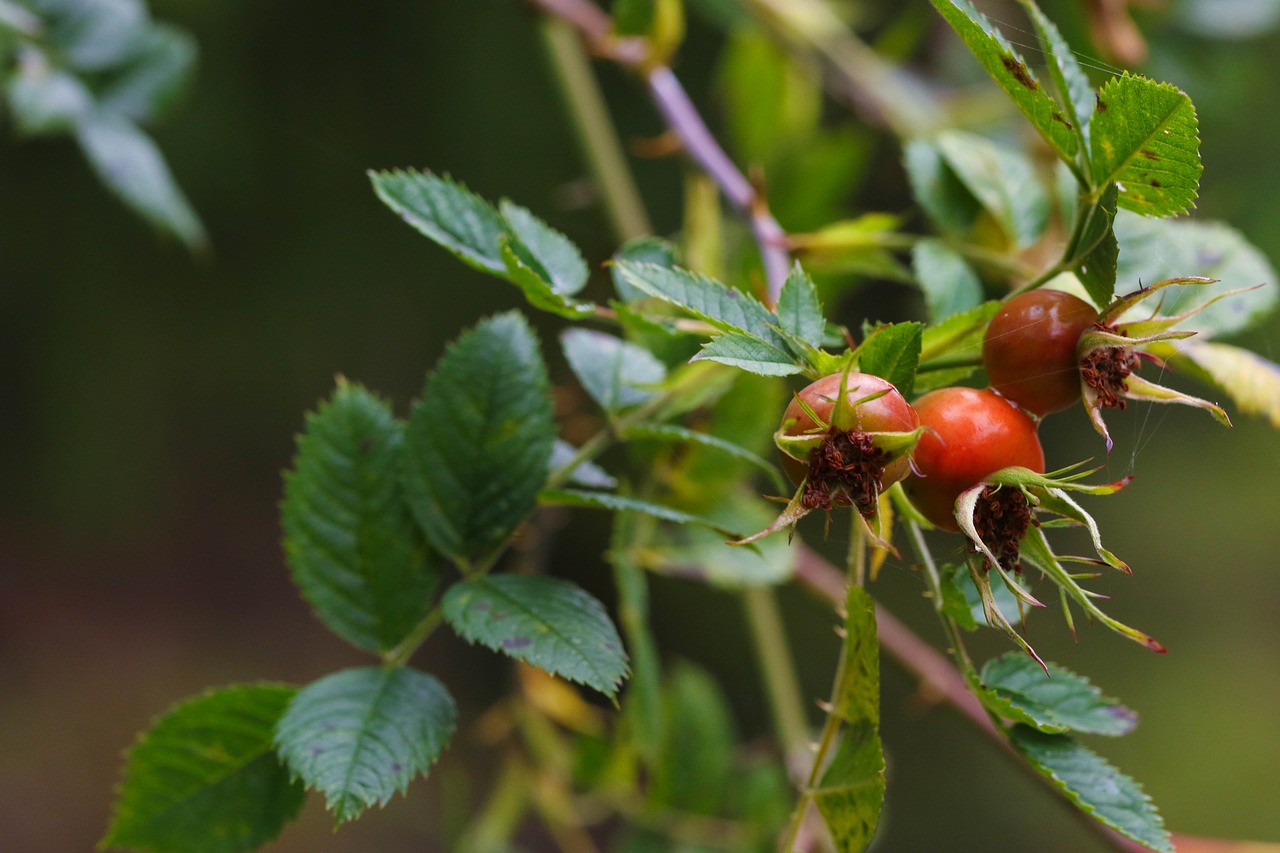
525;0;793;306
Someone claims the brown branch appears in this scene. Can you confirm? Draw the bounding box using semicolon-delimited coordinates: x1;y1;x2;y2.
525;0;792;306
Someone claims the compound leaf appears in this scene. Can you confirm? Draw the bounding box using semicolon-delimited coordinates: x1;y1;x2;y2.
693;332;805;377
979;652;1137;735
282;379;437;654
102;684;304;853
500;200;589;297
401;312;555;565
1011;726;1172;853
935;130;1050;249
855;322;922;396
274;667;456;825
1090;74;1201;217
1020;0;1093;152
442;574;628;699
775;264;826;347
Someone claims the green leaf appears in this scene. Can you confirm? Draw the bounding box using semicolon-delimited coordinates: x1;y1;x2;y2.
282;380;437;654
812;586;884;853
911;239;984;323
75;113;206;249
916;301;1000;390
0;1;41;37
539;487;743;539
904;139;982;238
442;574;628;698
1072;184;1120;306
935;130;1049;249
6;57;93;135
370;169;508;274
45;0;147;72
978;652;1137;735
1010;726;1173;853
693;332;804;376
1114;212;1277;337
499;240;598;319
927;0;1079;163
1169;341;1280;428
611;236;678;302
1019;0;1093;152
775;264;826;347
613;261;790;349
500;199;589;296
274;667;456;824
650;662;736;815
401;312;555;565
97;23;197;122
102;684;305;853
854;322;922;396
561;328;667;411
1090;74;1201;217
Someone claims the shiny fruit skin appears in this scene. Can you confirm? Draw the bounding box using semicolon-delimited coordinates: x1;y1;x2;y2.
982;289;1097;416
779;372;919;487
905;387;1045;531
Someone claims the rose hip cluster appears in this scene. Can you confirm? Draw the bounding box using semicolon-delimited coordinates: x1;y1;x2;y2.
769;286;1221;655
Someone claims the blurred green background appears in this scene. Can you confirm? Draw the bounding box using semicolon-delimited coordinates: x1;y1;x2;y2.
3;0;1279;850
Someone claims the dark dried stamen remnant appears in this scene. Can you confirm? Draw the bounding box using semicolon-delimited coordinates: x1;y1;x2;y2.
1080;344;1141;409
801;429;891;515
973;486;1034;573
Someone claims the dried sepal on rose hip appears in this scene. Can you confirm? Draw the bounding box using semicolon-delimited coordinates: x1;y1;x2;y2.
734;371;922;547
1077;276;1247;449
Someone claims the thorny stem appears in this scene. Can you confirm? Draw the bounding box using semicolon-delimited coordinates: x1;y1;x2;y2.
525;0;792;306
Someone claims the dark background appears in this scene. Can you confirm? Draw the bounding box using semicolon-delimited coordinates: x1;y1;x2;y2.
3;0;1279;850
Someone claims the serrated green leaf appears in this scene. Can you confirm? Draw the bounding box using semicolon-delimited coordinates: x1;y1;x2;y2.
919;299;999;363
499;199;589;296
442;574;628;698
911;239;984;323
775;264;826;347
561;328;667;411
614;261;791;349
812;586;884;853
1072;184;1119;306
97;23;196;122
693;332;804;376
979;652;1137;735
855;322;922;396
274;667;456;825
610;236;678;302
75;113;206;249
499;239;598;319
282;380;437;654
1114;212;1277;337
540;487;743;539
1011;726;1172;853
1090;74;1201;216
928;0;1079;163
401;312;555;565
6;57;93;135
1169;341;1280;428
1020;0;1093;153
370;169;508;274
102;684;305;853
935;130;1049;249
